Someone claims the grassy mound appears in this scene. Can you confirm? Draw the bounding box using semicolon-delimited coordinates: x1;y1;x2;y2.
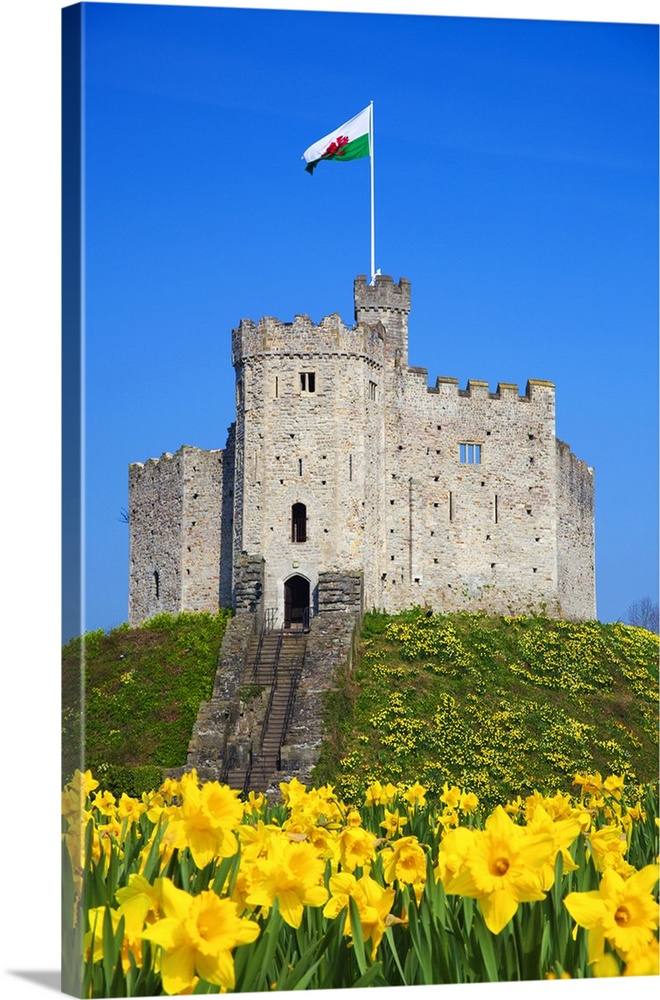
61;610;232;794
314;609;659;806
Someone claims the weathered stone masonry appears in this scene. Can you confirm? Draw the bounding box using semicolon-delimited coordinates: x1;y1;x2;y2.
129;275;595;626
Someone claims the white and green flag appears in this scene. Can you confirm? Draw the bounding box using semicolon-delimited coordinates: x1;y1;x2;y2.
302;105;371;175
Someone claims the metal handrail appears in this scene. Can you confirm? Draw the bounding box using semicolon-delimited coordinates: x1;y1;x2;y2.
252;607;278;681
277;666;302;769
243;624;283;793
220;743;238;784
259;626;284;738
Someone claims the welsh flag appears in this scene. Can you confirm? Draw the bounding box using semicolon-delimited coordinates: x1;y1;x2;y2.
302;105;371;175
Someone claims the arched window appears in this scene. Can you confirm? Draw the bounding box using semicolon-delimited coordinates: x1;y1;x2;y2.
291;502;307;542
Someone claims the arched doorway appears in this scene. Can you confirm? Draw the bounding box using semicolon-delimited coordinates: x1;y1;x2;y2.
284;574;310;629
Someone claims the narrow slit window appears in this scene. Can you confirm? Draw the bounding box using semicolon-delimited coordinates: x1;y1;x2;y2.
369;380;377;400
154;571;159;598
275;376;279;398
349;454;353;481
291;502;307;542
298;458;303;477
494;494;499;523
449;491;454;522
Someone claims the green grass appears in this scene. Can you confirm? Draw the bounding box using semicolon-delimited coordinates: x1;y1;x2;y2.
63;606;658;806
62;609;232;795
313;609;659;806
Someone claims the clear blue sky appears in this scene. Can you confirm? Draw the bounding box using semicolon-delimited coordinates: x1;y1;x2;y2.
72;2;657;638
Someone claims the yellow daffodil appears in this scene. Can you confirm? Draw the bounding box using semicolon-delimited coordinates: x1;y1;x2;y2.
587;824;629;874
243;789;266;814
381;836;427;887
117;792;147;825
402;781;427;809
337;826;379;873
443;805;552;934
364;780;397;807
86;892;155;973
238;820;278;861
141;790;166;824
591;953;622;977
504;795;524;817
70;768;100;798
436;808;460;832
440;784;462;810
244;836;328;928
163;779;242;868
279;776;308;809
115;872;163;922
622;938;660;976
435;825;476;887
524;805;581;891
459;791;479;815
574;771;603;796
603;774;626;800
141;878;260;994
323;872;395;954
564;864;659;965
92;789;117;817
380;809;408;838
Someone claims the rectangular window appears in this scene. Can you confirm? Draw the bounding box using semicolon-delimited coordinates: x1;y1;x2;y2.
291;503;307;542
459;442;482;464
300;371;316;393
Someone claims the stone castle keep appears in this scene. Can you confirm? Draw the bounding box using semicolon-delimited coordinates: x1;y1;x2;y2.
129;275;596;630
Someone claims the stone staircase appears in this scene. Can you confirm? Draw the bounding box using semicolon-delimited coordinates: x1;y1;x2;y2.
222;628;307;792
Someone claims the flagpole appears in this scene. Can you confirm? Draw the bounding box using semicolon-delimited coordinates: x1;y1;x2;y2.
370;100;375;284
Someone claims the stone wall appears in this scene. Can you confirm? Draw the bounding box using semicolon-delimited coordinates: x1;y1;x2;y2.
186;612;256;780
234;555;265;616
128;445;229;625
128;450;183;624
377;374;563;617
278;610;360;784
556;439;596;620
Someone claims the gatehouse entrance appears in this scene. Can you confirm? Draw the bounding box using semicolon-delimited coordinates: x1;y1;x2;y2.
284;574;310;629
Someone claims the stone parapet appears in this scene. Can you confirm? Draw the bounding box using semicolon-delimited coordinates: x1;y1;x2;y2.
186;612;256;780
234;556;264;616
278;609;360;784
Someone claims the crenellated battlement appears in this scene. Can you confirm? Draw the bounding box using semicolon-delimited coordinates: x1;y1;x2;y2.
426;375;555;403
129;444;224;474
353;273;411;313
231;311;385;365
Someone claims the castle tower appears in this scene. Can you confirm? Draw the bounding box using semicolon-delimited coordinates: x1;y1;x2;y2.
230;301;389;624
354;274;411;365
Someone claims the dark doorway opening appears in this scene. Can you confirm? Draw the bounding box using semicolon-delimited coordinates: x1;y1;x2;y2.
284;575;310;629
